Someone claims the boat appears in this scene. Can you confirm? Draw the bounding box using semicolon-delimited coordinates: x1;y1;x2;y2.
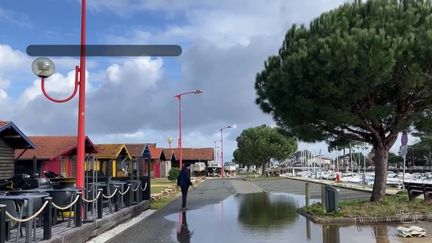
397;225;427;237
193;162;206;172
224;162;237;172
207;163;221;177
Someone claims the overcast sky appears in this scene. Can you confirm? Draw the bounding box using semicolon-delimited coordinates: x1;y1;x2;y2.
0;0;412;161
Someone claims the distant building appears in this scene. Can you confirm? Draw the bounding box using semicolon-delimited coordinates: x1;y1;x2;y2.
171;148;214;167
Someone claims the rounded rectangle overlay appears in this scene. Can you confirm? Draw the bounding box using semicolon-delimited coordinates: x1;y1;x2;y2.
26;45;182;57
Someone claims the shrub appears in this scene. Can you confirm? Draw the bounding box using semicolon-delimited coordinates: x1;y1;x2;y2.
168;167;180;181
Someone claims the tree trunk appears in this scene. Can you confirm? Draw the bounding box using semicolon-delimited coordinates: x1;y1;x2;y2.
370;145;389;202
261;162;267;176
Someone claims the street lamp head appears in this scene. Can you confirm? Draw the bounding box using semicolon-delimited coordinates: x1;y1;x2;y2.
193;89;203;94
32;57;55;78
231;124;237;129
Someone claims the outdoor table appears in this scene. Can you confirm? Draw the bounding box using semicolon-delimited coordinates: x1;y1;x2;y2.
0;192;49;243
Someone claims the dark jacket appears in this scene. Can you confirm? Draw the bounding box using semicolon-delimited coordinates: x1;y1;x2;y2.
177;167;193;188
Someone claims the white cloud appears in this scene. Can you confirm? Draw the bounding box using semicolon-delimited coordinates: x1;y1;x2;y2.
0;89;7;101
0;8;30;27
11;0;363;161
105;58;162;87
0;44;29;90
100;0;348;48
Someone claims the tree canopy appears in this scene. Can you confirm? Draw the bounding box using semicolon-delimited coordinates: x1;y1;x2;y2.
233;125;297;175
255;0;432;201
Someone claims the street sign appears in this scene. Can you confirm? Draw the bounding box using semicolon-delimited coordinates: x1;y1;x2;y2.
398;145;408;158
401;131;408;146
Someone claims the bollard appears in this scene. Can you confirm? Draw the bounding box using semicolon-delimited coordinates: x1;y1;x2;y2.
0;204;6;243
97;189;103;219
43;197;52;240
75;192;82;227
125;184;131;207
305;183;310;207
321;185;327;211
114;186;119;212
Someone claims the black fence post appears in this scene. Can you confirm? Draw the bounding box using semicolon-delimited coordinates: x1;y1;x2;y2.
0;204;6;243
137;181;142;203
142;177;150;201
114;186;119;212
75;192;82;227
43;197;52;240
125;184;131;207
97;189;103;219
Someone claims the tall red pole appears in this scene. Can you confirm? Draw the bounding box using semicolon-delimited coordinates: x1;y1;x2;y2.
220;129;224;178
76;0;86;189
178;96;183;169
175;90;202;169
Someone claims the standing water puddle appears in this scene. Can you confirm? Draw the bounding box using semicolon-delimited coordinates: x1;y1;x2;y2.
166;192;406;243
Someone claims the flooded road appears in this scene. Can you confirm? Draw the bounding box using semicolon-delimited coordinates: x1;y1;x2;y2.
166;192;406;243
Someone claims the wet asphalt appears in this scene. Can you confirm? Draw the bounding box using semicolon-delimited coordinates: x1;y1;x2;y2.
107;178;374;243
107;179;236;243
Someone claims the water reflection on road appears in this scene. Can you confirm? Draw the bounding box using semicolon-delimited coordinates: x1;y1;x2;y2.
166;192;404;243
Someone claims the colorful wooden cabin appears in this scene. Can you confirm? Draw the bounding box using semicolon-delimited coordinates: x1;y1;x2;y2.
125;143;152;177
0;121;35;179
15;136;97;177
94;144;132;177
161;149;176;178
147;144;162;178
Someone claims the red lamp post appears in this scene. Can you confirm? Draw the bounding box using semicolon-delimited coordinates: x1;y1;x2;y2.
219;125;236;178
175;90;203;169
31;0;87;190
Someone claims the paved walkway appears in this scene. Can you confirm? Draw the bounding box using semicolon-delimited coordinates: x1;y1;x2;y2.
230;179;263;194
107;179;236;243
106;178;395;243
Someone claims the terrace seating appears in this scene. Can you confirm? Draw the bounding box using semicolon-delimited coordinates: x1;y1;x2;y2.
404;182;432;203
48;190;75;226
0;199;23;242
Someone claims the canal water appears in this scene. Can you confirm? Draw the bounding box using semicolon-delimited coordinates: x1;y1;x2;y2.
166;192;408;243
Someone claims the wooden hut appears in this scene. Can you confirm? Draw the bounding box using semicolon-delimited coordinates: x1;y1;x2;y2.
0;121;35;178
15;136;97;177
94;144;132;177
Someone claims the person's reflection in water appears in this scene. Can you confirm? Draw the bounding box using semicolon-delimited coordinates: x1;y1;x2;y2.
177;211;193;243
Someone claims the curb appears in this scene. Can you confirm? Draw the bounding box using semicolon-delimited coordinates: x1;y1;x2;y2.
281;176;398;196
297;208;432;225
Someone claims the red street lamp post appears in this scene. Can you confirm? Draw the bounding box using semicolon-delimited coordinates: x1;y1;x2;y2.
175;90;203;169
219;125;236;178
31;0;87;190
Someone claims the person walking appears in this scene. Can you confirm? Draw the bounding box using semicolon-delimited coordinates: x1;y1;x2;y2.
177;164;194;210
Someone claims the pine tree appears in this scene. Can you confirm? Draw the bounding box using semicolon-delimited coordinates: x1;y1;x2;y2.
256;0;432;201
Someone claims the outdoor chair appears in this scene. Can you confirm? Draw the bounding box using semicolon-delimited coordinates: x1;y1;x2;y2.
0;199;23;243
49;190;74;227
